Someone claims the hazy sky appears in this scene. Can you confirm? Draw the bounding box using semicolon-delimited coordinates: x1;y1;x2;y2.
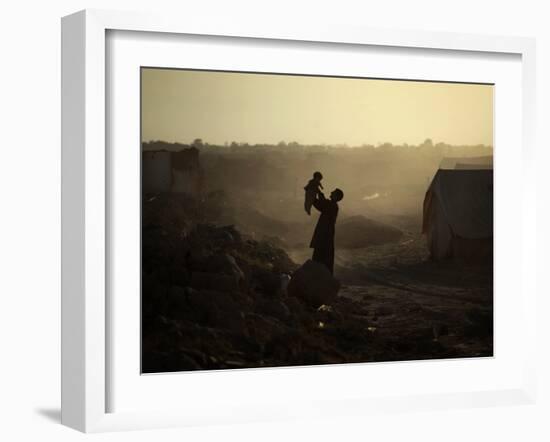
141;68;493;147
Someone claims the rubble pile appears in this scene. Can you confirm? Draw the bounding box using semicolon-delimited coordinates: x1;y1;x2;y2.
141;193;378;372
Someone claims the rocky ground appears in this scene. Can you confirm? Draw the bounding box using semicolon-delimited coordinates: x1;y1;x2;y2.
142;193;493;373
292;216;493;360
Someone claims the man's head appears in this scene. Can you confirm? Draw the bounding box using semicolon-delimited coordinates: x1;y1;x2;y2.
313;171;323;181
330;188;344;202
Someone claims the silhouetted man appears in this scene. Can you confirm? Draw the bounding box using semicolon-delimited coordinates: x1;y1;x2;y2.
310;188;344;274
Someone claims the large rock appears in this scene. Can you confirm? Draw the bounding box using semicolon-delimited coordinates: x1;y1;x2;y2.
336;215;402;248
287;260;340;307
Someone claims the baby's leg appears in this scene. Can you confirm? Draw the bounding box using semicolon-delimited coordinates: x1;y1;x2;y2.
304;192;314;215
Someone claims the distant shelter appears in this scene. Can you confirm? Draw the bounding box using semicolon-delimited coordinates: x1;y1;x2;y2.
142;147;204;197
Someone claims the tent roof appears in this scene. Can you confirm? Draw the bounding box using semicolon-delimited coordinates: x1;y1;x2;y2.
439;156;493;170
424;169;493;239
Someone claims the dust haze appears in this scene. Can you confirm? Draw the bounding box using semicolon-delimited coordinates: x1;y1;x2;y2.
143;138;492;252
140;68;494;373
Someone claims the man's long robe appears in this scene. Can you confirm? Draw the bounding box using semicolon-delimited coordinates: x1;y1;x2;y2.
310;193;339;274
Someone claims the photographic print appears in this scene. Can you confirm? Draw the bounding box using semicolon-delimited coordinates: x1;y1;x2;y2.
141;68;493;373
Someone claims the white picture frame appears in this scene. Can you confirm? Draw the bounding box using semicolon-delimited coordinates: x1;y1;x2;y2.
61;9;537;433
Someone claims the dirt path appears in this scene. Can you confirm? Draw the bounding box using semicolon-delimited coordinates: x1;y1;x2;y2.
288;231;493;360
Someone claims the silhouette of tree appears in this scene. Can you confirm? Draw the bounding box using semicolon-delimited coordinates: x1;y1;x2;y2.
422;138;434;148
192;138;204;148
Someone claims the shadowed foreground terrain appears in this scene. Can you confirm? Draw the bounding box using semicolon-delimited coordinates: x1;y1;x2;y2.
141;192;492;373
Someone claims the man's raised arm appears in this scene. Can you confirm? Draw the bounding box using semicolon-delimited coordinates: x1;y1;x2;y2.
312;191;327;212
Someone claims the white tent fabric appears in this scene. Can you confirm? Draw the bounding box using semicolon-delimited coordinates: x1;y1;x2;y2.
423;169;493;259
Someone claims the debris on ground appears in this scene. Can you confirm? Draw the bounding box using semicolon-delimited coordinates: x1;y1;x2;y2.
142;193;493;373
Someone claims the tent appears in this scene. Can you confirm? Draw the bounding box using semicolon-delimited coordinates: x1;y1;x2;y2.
439;156;493;170
142;148;203;196
422;169;493;262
